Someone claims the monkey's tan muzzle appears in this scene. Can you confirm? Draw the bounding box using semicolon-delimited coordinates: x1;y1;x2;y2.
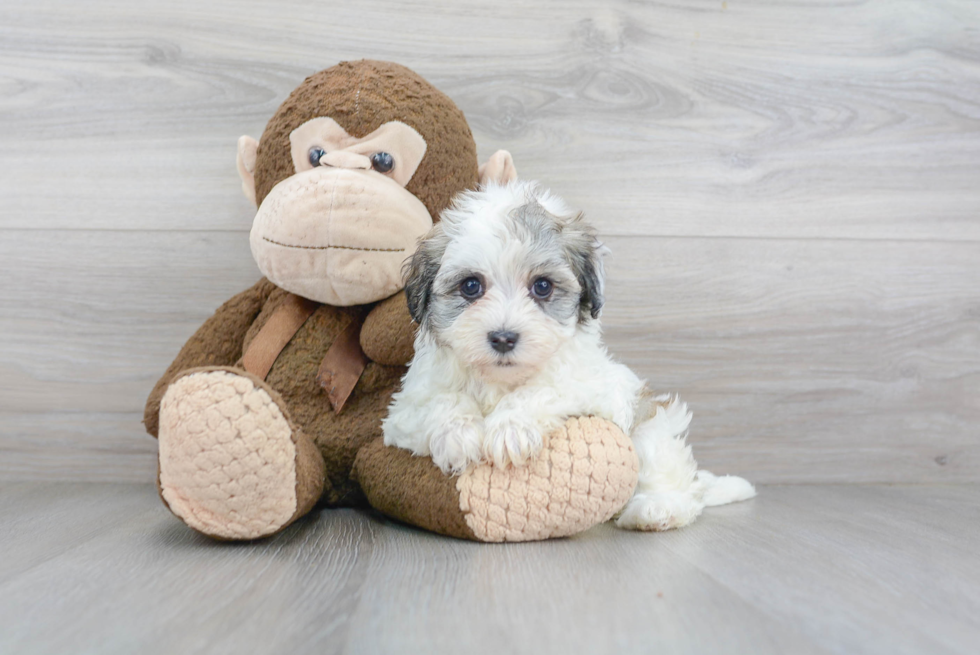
250;168;433;306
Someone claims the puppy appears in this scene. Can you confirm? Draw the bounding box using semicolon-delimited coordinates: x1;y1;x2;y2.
383;181;755;531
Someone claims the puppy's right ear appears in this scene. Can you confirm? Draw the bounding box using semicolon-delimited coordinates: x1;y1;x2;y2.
403;227;446;325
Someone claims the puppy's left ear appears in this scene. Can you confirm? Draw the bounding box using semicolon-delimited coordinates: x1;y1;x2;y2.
578;237;607;320
403;226;447;325
563;216;606;321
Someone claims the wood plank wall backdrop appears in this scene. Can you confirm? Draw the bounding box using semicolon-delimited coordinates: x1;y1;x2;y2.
0;0;977;484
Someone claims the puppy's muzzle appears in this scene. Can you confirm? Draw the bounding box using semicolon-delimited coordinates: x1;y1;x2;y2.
488;331;519;354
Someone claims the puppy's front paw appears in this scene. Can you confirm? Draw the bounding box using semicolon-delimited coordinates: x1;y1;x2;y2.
482;415;543;468
429;417;484;475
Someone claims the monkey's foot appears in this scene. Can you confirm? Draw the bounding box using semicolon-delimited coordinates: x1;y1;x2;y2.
355;416;639;542
157;367;326;540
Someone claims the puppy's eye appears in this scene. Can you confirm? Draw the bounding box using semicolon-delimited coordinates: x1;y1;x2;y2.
531;278;553;299
371;152;394;173
459;277;484;300
308;147;326;167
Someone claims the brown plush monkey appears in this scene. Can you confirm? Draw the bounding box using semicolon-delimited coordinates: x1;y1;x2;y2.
144;60;638;542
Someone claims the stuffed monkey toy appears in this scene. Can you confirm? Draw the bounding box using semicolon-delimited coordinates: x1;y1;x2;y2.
144;60;639;542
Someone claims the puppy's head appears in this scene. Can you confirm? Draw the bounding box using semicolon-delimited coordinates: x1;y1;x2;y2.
404;181;605;384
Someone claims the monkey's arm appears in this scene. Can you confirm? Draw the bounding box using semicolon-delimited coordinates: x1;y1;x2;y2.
143;278;277;438
360;290;416;366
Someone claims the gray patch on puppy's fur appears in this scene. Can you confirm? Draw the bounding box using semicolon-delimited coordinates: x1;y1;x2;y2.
510;200;605;322
403;223;449;326
567;230;605;321
427;266;481;334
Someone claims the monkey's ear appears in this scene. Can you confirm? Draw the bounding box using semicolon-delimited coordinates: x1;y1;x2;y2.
478;150;517;186
237;136;259;207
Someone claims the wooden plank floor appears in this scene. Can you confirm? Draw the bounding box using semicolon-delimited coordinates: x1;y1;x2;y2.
1;482;977;655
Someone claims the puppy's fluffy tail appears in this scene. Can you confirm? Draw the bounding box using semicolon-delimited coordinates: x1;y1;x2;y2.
616;394;755;531
696;470;757;506
633;394;756;506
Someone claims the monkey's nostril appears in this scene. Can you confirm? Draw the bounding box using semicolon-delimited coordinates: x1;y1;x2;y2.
488;331;519;354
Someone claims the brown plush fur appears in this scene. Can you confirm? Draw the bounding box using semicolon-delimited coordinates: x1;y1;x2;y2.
252;60;479;215
352;438;478;540
239;285;402;506
146;60;480;529
360;291;417;366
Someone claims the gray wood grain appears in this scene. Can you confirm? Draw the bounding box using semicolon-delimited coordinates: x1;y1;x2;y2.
0;0;979;483
0;482;153;583
1;482;978;655
1;1;977;239
657;484;980;655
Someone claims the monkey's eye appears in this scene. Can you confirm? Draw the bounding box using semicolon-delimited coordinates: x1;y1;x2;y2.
459;277;484;300
371;152;394;173
308;147;326;167
531;278;553;300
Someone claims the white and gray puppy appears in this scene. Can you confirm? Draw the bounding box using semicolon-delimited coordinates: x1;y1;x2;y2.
383;181;755;530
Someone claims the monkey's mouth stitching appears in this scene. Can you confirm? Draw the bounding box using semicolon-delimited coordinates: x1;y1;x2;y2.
262;237;405;253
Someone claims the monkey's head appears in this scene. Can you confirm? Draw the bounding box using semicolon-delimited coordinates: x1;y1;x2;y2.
236;60;515;306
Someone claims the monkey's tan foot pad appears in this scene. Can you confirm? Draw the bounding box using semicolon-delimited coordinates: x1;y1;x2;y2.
158;367;325;540
354;416;639;542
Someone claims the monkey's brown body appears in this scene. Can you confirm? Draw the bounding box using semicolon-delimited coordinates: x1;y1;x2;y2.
144;60;639;542
145;281;410;505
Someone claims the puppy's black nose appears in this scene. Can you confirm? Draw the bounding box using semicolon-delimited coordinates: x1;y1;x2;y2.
488;330;519;354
